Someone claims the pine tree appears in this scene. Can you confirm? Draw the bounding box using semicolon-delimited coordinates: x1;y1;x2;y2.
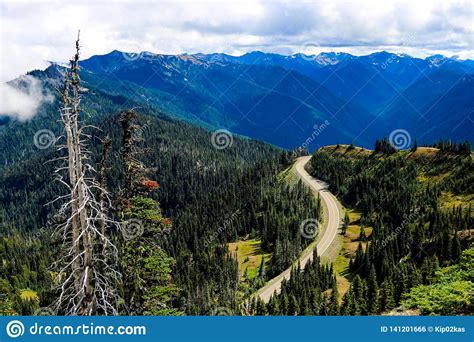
256;297;266;315
288;294;299;315
367;265;379;314
281;293;289;315
342;211;350;235
379;279;395;312
300;296;310;315
118;111;179;315
258;256;265;278
451;234;461;263
328;281;339;315
351;275;368;315
340;292;353;315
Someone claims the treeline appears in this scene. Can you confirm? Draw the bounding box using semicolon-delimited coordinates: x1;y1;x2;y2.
430;139;472;154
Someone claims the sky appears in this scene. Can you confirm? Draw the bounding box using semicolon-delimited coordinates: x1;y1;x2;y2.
1;0;473;82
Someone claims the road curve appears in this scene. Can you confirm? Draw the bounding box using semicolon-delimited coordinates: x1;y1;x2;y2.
256;156;342;303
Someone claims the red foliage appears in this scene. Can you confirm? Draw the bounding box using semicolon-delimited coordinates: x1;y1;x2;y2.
142;179;160;191
163;218;172;226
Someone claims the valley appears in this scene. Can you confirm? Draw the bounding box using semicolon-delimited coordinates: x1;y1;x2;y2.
76;50;474;149
0;48;472;317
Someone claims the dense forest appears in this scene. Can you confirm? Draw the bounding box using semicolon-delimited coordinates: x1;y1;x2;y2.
302;144;473;315
0;110;321;315
0;43;472;316
246;143;473;316
0;47;318;315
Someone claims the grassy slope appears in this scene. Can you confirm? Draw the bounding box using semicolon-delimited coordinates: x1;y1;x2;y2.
320;144;474;213
228;239;271;281
329;209;373;299
317;144;473;311
232;146;472;304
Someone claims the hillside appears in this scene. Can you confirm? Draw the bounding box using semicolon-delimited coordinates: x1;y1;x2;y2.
79;51;377;149
0;65;319;315
1;48;473;317
247;143;472;315
303;144;473;315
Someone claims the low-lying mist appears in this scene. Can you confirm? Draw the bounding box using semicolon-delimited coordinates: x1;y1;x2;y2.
0;75;54;121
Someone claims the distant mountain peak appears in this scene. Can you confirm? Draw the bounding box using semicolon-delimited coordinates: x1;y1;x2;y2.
425;54;450;67
314;52;353;65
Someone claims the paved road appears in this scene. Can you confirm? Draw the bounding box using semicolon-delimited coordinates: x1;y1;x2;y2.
256;156;342;303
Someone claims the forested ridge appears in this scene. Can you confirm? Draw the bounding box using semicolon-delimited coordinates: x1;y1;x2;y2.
306;144;473;315
0;53;472;316
245;143;472;316
0;59;317;314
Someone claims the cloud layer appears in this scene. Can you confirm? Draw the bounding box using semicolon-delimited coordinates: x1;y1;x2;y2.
1;0;473;83
0;76;53;121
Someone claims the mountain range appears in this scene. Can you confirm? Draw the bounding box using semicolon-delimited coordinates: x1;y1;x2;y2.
2;50;474;151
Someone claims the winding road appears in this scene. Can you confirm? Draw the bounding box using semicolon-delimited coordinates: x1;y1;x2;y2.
256;156;342;303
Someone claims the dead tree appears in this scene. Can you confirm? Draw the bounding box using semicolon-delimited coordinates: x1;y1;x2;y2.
51;33;120;315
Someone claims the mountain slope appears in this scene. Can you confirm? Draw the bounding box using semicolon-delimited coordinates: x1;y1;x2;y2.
382;70;474;143
3;50;473;157
80;51;378;148
79;50;474;148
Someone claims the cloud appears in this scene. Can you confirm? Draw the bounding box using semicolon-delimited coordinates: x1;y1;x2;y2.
1;0;473;85
0;75;54;121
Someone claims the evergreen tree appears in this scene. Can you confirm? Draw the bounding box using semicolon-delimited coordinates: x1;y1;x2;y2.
380;279;395;312
342;211;350;235
367;265;379;314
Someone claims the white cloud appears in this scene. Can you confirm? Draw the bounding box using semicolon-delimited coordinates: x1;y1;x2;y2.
1;0;473;83
0;75;54;121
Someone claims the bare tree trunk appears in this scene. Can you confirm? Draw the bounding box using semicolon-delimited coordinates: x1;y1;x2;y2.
70;37;94;314
61;71;82;296
52;32;120;316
